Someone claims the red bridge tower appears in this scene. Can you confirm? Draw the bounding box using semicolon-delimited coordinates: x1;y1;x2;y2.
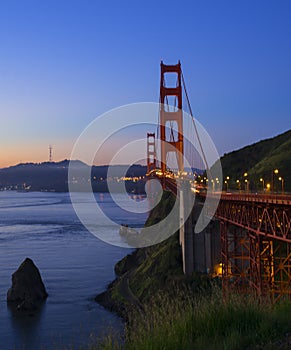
160;61;184;174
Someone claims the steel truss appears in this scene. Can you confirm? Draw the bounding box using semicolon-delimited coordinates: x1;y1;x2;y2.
217;197;291;243
220;219;291;301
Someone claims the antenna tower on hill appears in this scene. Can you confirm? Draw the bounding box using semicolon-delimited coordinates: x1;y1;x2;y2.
49;145;53;162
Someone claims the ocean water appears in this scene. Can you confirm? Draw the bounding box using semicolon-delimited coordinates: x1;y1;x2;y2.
0;191;147;349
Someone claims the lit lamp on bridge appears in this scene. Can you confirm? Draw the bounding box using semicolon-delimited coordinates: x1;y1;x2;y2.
266;183;271;192
278;177;284;194
260;178;265;192
211;179;214;191
216;177;220;190
224;176;230;192
243;172;248;193
245;179;249;193
236;179;241;192
272;169;279;193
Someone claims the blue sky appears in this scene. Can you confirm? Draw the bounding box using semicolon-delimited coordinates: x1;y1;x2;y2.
0;0;290;167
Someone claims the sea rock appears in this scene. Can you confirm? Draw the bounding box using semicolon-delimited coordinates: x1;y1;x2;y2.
7;258;48;311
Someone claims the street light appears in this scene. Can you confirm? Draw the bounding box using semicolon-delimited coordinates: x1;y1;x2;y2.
278;177;284;194
266;183;271;191
245;179;249;193
272;169;279;193
260;178;265;192
225;176;230;192
243;172;249;193
236;179;241;192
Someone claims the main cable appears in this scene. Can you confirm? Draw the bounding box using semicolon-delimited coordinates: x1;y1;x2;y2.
181;70;212;180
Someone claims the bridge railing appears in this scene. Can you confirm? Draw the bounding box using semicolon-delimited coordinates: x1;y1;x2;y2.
146;171;291;205
219;192;291;205
198;190;291;205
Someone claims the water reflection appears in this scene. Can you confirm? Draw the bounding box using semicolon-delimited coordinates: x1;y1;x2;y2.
7;301;46;350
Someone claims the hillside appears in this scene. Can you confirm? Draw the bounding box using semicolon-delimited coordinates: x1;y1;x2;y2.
95;129;291;316
95;191;183;315
95;190;291;350
0;160;147;193
219;129;291;192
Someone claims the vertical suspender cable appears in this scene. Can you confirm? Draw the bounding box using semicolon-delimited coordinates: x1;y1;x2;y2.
181;70;212;180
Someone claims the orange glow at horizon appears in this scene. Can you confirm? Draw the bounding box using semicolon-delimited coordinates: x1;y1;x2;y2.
0;141;75;168
0;139;147;168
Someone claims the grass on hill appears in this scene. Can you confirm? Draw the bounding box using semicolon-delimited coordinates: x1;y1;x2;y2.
218;129;291;192
93;173;291;350
96;286;291;350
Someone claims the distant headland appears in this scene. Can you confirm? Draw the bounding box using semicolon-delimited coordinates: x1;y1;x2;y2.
0;160;147;193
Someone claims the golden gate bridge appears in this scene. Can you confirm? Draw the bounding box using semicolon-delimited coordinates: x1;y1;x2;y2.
146;61;291;302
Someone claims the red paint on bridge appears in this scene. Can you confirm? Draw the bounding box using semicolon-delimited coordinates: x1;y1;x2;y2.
146;61;291;301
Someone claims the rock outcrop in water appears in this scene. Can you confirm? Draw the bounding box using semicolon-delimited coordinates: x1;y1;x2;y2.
7;258;48;311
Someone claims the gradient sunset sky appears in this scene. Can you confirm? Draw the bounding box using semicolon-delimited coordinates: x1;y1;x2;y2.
0;0;290;168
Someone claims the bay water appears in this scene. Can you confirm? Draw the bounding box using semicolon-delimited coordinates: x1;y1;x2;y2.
0;191;147;349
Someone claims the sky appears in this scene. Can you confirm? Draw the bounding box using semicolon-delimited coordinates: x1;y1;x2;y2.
0;0;290;167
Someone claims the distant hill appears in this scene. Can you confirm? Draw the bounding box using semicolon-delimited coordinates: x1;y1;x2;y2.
2;130;290;193
218;130;291;192
0;160;147;193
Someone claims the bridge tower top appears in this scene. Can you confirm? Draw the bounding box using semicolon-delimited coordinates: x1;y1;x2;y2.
160;61;184;174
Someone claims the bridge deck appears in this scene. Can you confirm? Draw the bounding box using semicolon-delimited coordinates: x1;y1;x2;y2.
220;192;291;205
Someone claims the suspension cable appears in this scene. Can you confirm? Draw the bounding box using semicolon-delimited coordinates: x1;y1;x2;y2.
181;70;212;179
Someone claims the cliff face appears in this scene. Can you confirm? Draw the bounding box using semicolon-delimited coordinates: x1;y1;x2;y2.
95;191;184;316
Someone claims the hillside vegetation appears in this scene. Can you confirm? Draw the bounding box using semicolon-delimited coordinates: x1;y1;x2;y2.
94;130;291;349
95;191;189;316
219;129;291;192
98;290;291;350
95;186;291;349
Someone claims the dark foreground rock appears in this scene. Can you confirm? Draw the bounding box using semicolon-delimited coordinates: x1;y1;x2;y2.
7;258;48;311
